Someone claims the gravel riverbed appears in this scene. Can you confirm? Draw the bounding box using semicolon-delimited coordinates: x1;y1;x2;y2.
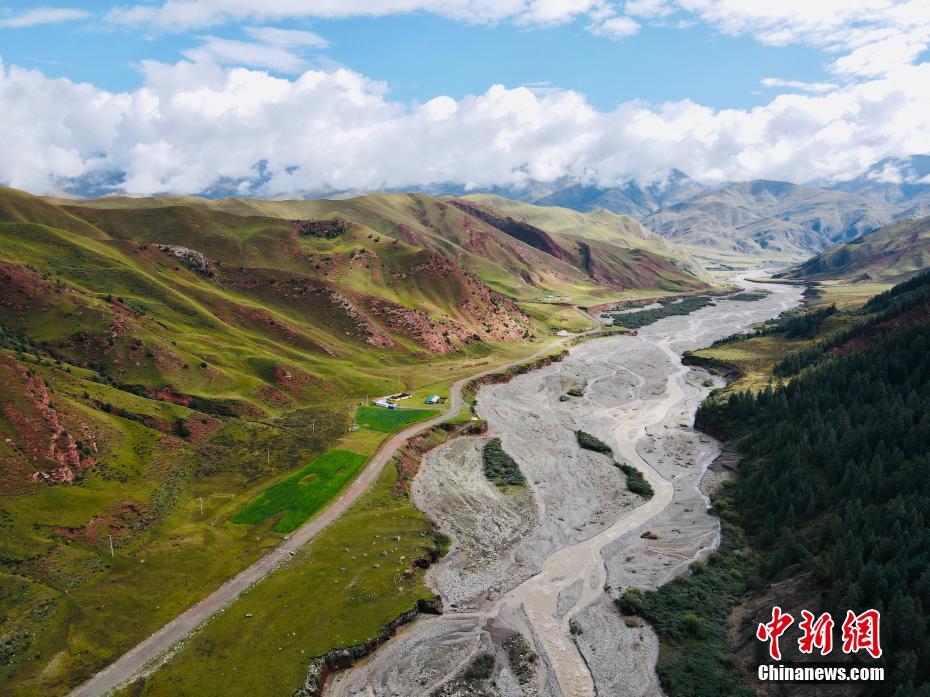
326;276;803;697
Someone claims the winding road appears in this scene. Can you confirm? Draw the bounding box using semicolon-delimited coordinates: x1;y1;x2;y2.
67;333;584;697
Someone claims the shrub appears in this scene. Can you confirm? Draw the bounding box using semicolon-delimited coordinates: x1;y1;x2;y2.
482;438;526;488
462;652;494;681
617;587;646;615
617;462;654;498
173;418;191;438
682;611;703;636
576;430;612;456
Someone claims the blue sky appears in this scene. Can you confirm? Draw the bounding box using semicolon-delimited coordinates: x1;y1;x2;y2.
0;1;928;196
0;5;833;111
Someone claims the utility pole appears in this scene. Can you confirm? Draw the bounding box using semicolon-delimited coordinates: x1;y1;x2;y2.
108;534;114;558
199;497;204;517
266;449;270;465
311;419;315;433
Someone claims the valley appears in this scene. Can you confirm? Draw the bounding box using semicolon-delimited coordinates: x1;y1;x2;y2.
323;277;802;696
2;177;927;697
5;10;930;696
0;185;707;696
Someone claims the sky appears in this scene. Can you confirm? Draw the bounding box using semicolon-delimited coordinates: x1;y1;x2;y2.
1;0;929;197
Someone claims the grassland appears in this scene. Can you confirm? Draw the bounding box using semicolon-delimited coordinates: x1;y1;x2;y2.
231;450;368;533
687;311;854;395
354;406;439;433
124;465;440;697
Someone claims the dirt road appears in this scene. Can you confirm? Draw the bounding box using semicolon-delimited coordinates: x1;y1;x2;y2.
67;336;574;697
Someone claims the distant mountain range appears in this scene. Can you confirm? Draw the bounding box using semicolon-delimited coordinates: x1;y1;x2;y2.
50;155;930;267
462;156;930;266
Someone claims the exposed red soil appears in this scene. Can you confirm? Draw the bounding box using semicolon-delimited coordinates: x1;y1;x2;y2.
55;500;149;546
399;250;532;344
448;200;572;263
0;355;97;488
362;296;469;354
257;385;296;408
0;262;56;314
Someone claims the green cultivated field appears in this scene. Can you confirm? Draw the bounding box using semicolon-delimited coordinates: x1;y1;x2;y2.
232;450;368;532
354;405;439;433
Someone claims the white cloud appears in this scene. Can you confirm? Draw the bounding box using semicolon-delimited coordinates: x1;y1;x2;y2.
760;78;838;94
0;7;88;27
105;0;645;42
673;0;930;77
182;36;306;72
590;14;640;38
243;26;328;48
181;26;329;72
624;0;674;18
107;0;610;29
103;0;930;79
2;58;929;197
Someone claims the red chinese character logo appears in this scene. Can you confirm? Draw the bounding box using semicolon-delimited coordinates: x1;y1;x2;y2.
756;606;795;660
841;609;882;659
798;610;834;656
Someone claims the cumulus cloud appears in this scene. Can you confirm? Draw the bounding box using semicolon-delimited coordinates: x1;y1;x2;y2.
0;7;89;27
2;57;929;197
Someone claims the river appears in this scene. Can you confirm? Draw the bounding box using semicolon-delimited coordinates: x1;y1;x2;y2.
327;276;803;697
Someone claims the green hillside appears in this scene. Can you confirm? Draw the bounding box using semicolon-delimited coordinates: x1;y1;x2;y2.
0;185;710;695
779;215;930;284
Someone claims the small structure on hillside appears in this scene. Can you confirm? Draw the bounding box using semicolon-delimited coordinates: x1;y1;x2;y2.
373;399;397;410
425;395;441;404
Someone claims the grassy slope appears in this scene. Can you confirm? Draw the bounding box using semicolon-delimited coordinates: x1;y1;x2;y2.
66;191;710;305
779;214;930;284
65;193;605;303
0;188;544;695
462;193;708;279
458;193;710;294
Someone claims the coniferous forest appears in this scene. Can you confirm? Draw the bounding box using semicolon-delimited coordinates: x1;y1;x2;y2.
696;273;930;696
